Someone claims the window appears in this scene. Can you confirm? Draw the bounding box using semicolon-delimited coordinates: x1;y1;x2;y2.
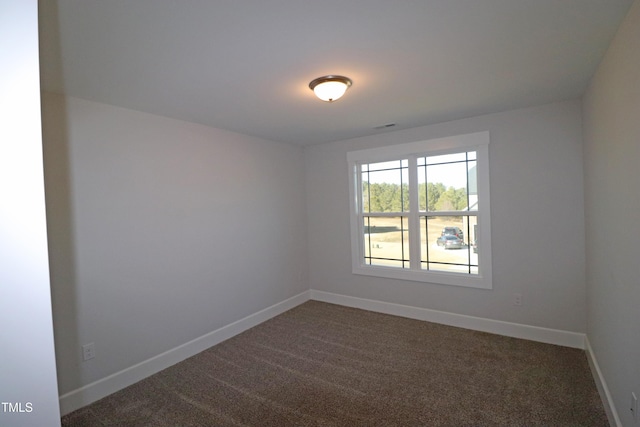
347;132;492;289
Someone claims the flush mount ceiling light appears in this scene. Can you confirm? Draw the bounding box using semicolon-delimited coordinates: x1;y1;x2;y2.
309;75;352;102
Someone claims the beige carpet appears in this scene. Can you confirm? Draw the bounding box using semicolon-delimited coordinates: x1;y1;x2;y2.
62;301;608;426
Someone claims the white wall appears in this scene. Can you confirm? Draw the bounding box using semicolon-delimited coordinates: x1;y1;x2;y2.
0;1;61;426
305;100;586;333
582;1;640;425
41;94;308;399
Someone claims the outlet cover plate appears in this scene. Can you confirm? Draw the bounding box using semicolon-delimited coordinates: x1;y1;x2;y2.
82;343;95;361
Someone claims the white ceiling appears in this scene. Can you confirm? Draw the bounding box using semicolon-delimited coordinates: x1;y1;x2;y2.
39;0;633;146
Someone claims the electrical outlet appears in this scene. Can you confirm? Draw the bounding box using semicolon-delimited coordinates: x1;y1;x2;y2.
632;392;638;423
82;343;95;361
513;293;523;306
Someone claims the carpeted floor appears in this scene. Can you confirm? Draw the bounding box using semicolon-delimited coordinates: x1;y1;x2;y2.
62;301;608;426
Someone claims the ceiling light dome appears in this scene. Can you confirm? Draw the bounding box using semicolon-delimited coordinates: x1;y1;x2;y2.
309;75;352;102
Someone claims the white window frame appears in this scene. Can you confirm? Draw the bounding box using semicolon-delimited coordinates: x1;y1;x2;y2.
347;131;492;289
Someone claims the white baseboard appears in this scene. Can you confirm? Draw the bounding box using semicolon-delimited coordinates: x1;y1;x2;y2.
585;337;621;427
310;290;586;349
58;290;311;416
60;289;589;416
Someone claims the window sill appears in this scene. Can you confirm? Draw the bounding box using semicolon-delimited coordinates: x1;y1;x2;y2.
352;265;492;289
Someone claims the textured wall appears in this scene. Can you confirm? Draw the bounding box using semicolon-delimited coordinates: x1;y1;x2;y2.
582;1;640;425
42;94;308;395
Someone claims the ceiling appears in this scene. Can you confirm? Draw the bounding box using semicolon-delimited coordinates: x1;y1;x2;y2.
38;0;633;146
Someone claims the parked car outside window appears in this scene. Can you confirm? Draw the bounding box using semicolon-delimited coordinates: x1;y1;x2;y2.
442;226;464;241
436;235;464;249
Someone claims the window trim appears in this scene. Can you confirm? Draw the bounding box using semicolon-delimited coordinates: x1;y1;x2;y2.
347;131;492;289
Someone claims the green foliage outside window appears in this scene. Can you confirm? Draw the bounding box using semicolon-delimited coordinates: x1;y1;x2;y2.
363;182;468;212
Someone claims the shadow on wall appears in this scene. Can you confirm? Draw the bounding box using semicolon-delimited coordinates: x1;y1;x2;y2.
40;0;84;395
41;91;84;397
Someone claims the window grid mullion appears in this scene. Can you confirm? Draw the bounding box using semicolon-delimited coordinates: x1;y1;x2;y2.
408;156;420;270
